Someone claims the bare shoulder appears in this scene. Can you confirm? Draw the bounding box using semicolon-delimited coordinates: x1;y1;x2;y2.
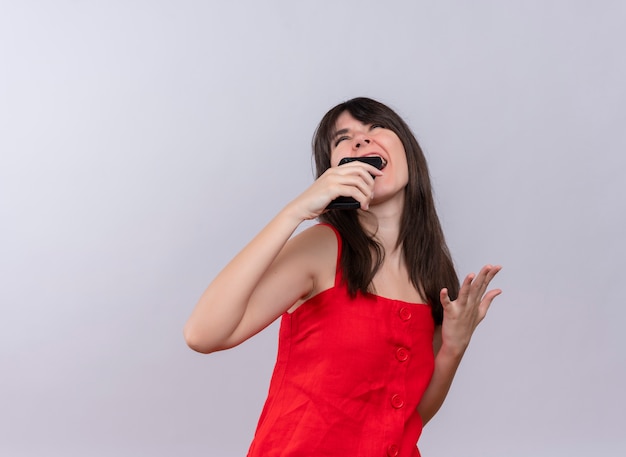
282;224;338;272
223;224;340;348
288;223;338;255
283;224;339;303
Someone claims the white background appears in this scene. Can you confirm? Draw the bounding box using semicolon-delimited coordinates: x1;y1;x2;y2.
1;1;625;456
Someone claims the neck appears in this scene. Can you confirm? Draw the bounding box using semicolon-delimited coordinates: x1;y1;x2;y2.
358;193;405;254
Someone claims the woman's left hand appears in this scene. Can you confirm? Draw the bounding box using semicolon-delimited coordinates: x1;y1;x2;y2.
440;264;502;355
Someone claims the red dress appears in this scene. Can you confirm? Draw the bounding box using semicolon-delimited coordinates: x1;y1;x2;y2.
247;224;435;457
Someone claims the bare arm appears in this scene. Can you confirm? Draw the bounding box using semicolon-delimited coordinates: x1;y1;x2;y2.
184;207;307;353
418;264;502;424
184;161;381;354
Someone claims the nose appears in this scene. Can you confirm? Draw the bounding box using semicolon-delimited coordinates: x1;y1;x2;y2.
354;137;371;149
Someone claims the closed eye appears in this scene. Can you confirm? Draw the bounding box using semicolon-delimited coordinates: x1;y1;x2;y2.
334;135;350;147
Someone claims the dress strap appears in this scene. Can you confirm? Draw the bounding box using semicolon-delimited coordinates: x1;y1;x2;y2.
318;223;343;288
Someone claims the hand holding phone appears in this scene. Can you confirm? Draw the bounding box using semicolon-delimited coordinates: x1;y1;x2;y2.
326;156;384;210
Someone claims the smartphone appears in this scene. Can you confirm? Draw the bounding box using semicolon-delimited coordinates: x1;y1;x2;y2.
326;156;384;210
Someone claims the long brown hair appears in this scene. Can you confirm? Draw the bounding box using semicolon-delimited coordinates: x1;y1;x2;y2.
313;97;458;325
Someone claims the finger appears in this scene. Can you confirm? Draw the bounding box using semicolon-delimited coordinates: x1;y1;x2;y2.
468;265;491;300
334;167;380;205
333;168;377;195
333;175;374;196
365;163;384;177
478;288;503;318
328;173;374;198
440;288;451;308
333;163;381;183
479;265;502;299
333;182;375;210
456;273;475;305
482;264;502;282
471;265;501;301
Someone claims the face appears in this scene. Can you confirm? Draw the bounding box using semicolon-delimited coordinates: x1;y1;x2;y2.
330;111;409;204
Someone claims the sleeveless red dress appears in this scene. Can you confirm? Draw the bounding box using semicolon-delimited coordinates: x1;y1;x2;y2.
247;224;435;457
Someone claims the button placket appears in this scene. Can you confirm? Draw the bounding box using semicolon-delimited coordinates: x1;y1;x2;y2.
387;444;400;457
390;393;405;409
385;305;413;453
395;347;409;362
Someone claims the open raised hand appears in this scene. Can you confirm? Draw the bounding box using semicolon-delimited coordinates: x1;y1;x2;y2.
440;264;502;355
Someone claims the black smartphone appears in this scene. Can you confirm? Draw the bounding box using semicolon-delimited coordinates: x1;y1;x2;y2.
326;156;384;210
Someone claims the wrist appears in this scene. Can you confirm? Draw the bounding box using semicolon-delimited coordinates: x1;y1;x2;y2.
281;200;308;225
437;341;467;360
282;195;324;224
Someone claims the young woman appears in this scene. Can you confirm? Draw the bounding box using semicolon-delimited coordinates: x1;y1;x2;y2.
184;97;502;457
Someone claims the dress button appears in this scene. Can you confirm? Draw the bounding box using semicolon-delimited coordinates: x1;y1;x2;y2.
391;394;405;409
399;307;412;321
387;444;400;457
396;347;409;362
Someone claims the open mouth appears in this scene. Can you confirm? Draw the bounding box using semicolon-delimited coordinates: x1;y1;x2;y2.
367;156;387;169
338;156;387;170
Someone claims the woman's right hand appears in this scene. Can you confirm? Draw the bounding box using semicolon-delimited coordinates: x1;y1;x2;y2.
185;160;380;354
287;161;383;220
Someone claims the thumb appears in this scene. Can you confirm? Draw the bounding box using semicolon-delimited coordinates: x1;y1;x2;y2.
440;288;451;308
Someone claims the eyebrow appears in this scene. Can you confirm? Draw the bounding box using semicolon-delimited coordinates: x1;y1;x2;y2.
331;128;350;140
